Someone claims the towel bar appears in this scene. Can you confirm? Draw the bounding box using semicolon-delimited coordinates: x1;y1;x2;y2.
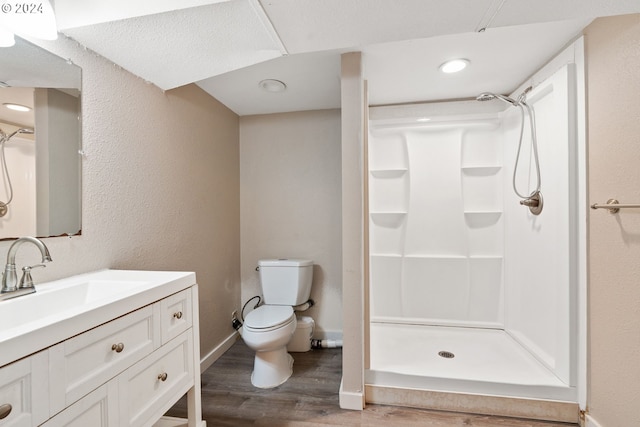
590;199;640;214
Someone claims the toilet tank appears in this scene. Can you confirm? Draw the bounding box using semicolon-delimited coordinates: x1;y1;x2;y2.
258;259;313;305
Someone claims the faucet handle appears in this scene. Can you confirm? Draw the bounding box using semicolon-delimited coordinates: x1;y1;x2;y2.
18;264;46;289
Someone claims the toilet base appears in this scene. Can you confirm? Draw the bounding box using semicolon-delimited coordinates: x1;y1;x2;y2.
251;347;294;388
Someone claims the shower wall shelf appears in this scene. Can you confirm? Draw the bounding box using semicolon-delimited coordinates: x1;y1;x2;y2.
370;169;408;178
370;212;407;222
464;211;503;226
404;255;468;259
461;166;502;172
463;211;503;215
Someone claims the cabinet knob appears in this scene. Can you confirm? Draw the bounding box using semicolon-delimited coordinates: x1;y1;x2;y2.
111;342;125;353
157;372;168;382
0;403;12;420
173;311;183;319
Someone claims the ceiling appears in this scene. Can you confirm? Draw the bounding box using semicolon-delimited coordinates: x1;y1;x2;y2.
53;0;640;116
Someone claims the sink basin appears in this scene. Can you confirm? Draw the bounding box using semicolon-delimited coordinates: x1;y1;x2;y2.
0;269;196;368
0;279;148;330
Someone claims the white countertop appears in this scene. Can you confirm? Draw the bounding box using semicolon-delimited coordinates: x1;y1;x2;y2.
0;269;196;368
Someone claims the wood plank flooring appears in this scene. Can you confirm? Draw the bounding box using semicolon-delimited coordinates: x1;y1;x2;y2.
166;340;579;427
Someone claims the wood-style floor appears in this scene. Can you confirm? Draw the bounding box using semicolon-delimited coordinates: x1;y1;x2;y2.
166;340;578;427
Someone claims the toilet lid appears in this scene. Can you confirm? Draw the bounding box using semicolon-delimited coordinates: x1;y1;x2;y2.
244;305;294;330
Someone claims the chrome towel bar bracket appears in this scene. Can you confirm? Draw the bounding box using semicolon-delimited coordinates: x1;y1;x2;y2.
590;199;640;214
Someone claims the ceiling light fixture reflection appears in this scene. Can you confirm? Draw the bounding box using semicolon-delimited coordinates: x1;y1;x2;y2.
3;103;31;112
439;59;470;74
259;79;287;93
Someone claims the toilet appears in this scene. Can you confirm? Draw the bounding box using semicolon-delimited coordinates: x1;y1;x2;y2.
241;258;313;388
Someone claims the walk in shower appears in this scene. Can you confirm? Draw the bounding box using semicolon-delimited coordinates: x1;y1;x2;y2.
364;55;585;413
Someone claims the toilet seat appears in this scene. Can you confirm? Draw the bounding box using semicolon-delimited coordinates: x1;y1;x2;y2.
244;305;294;332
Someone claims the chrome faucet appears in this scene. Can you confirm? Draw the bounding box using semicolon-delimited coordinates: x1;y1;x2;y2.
1;236;52;299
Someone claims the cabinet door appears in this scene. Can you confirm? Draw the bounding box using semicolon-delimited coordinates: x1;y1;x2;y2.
160;289;192;344
118;331;194;427
0;351;48;427
49;305;158;414
42;381;118;427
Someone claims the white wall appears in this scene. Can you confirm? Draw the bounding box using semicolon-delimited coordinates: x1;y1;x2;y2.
239;109;342;338
503;64;577;386
4;35;241;360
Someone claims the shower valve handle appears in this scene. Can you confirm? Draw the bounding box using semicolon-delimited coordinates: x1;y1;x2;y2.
520;198;539;207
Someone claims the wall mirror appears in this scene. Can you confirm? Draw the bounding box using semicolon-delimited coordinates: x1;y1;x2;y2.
0;36;82;240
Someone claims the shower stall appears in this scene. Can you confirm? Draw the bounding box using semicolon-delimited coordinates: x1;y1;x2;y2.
363;45;585;420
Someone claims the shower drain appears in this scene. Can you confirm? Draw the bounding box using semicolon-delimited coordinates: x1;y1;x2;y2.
438;351;455;359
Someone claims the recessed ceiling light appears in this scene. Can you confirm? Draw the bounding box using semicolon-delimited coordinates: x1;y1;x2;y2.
3;103;31;112
439;59;470;74
259;79;287;93
416;117;431;122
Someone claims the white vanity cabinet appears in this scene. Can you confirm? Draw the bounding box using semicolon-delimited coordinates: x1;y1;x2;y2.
42;382;118;427
0;271;204;427
0;351;49;426
49;305;158;414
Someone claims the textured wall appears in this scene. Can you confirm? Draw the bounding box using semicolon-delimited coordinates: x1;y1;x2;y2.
585;14;640;427
2;35;241;360
239;109;342;337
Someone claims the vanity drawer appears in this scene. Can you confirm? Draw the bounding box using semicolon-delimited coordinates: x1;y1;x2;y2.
49;305;159;414
42;380;118;427
0;351;48;427
118;331;194;427
160;289;192;344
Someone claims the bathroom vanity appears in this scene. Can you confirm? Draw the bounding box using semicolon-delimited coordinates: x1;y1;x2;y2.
0;269;204;427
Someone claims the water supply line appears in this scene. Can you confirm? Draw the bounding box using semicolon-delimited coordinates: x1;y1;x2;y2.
476;87;543;215
311;339;343;349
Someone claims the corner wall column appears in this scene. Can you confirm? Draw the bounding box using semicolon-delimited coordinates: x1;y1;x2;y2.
339;51;366;410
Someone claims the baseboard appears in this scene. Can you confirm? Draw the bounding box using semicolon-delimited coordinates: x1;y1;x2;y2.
339;378;365;410
366;384;580;424
200;331;239;373
585;414;604;427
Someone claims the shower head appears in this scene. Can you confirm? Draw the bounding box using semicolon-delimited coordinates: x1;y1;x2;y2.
6;128;34;140
476;92;519;106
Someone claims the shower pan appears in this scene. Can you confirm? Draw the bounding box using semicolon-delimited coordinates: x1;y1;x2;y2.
364;60;585;422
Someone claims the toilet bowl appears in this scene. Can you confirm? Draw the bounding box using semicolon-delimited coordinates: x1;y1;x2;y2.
242;305;297;388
